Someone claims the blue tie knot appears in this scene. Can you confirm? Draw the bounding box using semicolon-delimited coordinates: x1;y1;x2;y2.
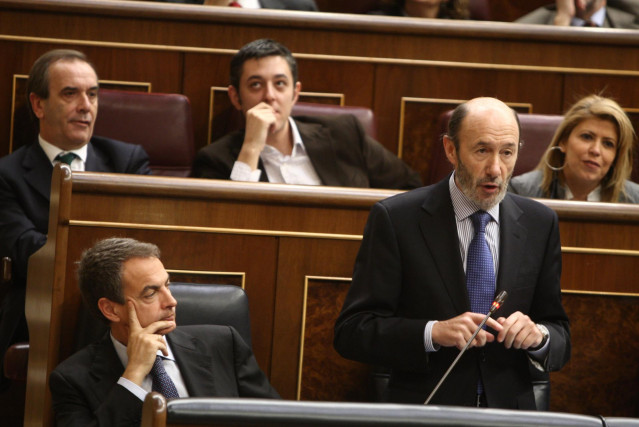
471;210;491;234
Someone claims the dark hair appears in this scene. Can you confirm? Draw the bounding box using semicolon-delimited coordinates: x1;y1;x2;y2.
77;237;160;323
26;49;97;117
229;39;298;89
446;101;522;151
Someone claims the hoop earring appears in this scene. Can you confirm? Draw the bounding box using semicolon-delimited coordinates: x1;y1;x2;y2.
545;146;565;172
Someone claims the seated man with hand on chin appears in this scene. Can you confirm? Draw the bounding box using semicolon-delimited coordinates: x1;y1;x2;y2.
191;38;422;190
49;237;278;427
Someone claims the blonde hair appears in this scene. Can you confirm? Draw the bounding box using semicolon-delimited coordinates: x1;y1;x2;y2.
538;95;636;202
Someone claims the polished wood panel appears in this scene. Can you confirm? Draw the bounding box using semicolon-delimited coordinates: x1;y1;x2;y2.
552;292;639;417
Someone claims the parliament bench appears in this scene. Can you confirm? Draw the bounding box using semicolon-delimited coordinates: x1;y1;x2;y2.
20;167;639;426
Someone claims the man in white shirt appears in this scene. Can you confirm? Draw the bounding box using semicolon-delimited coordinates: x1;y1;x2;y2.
192;38;422;190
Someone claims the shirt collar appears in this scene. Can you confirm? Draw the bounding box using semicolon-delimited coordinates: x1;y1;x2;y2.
38;135;88;164
235;0;260;8
448;172;500;223
571;6;606;27
261;117;307;158
110;331;176;368
563;184;602;202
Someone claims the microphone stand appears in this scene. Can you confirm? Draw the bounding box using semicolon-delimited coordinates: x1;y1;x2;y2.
424;291;508;405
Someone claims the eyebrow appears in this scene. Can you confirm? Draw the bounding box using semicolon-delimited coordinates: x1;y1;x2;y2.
139;277;170;296
246;73;289;81
59;85;99;92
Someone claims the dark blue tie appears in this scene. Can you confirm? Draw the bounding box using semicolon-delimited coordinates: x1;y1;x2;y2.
150;355;180;399
466;210;495;396
54;152;77;165
467;211;495;316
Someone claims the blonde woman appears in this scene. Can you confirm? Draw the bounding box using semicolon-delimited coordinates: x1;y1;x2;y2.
510;95;639;203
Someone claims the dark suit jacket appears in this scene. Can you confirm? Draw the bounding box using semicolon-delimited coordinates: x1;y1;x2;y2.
191;114;422;190
516;4;639;29
334;178;571;409
0;136;150;375
146;0;318;10
50;325;279;427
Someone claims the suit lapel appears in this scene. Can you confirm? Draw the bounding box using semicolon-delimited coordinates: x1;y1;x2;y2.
89;334;127;400
418;180;468;314
168;329;217;397
85;141;111;172
496;194;527;297
295;119;342;186
23;143;54;202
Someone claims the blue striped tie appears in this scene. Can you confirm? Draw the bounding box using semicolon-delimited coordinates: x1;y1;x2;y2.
466;210;495;395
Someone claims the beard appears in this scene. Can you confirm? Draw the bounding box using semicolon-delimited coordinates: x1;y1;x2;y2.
455;157;511;211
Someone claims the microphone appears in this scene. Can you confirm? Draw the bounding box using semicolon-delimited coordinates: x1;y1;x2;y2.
423;290;508;405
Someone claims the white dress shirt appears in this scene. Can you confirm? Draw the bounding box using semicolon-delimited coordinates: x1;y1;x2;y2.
230;117;322;185
39;136;87;172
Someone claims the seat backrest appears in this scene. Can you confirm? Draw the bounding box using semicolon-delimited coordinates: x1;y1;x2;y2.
74;283;252;351
428;110;563;185
94;89;196;177
292;102;377;139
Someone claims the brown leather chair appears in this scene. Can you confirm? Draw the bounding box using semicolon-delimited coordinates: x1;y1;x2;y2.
428;111;564;185
94;89;196;177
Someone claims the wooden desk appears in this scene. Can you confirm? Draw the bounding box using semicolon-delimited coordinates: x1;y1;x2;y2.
2;0;639;185
25;167;639;426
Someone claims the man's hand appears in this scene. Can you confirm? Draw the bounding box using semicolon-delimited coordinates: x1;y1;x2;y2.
554;0;586;25
496;311;544;350
121;300;176;386
432;312;503;350
237;102;278;170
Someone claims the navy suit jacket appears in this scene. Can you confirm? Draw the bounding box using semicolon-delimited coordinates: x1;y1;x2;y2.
0;136;150;372
50;325;279;427
334;178;571;409
191;114;422;190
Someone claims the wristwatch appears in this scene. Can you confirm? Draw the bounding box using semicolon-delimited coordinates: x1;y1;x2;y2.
529;324;549;351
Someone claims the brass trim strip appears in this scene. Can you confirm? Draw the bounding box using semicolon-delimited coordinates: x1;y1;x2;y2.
68;220;363;241
3;34;639;77
297;276;352;400
562;289;639;298
166;269;246;289
562;246;639;257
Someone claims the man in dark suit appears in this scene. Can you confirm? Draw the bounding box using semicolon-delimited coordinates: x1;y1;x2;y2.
50;237;279;426
334;97;571;409
516;0;639;28
147;0;318;10
0;49;151;385
191;38;422;190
